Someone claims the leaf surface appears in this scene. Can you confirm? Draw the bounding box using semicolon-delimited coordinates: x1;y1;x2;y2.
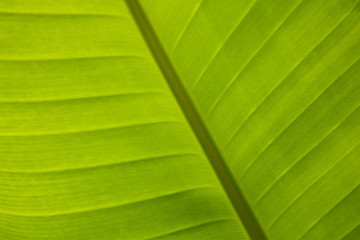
0;1;247;239
139;0;360;239
1;0;360;239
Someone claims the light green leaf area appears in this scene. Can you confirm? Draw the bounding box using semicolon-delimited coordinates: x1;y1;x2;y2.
1;0;359;240
0;1;246;239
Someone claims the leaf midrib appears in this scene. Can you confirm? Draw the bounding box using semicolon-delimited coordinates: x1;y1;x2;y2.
124;1;268;239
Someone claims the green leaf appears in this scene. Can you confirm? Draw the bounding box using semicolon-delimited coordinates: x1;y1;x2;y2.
1;0;359;239
138;0;360;239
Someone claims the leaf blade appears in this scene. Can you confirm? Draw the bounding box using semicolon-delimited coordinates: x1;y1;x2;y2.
0;1;248;239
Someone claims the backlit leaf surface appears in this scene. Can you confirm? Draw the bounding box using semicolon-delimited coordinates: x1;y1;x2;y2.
1;0;359;239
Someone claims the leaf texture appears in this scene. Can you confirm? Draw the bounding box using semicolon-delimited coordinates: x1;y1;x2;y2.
1;0;360;239
139;0;360;239
0;1;248;239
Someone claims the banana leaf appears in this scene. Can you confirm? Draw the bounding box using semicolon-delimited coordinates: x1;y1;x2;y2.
1;0;359;239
